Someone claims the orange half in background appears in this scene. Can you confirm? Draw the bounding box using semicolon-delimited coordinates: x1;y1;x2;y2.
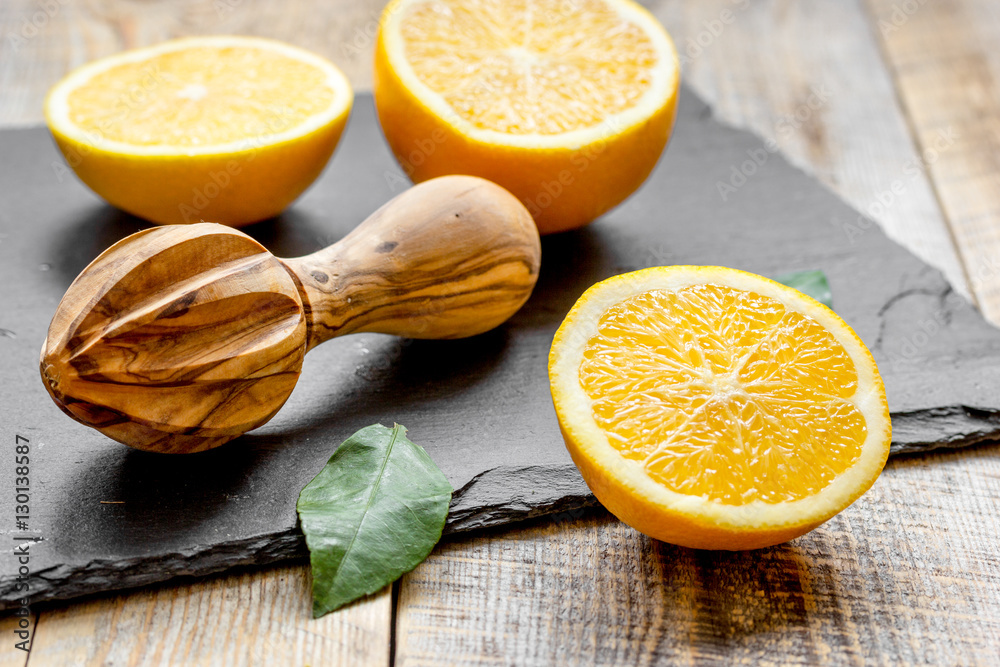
45;36;353;226
375;0;681;234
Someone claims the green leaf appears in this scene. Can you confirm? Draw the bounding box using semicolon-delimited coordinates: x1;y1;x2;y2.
774;269;833;308
297;423;452;617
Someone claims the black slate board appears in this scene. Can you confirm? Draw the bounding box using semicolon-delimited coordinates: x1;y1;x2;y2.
3;88;1000;609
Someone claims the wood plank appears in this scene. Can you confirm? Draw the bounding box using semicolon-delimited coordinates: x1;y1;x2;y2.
0;0;385;127
24;564;391;667
396;447;1000;666
0;611;32;667
653;0;969;297
863;0;1000;321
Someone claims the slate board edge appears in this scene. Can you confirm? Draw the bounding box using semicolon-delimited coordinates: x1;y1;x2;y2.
0;464;598;609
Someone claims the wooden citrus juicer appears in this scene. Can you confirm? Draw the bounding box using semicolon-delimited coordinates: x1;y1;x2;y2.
40;175;541;454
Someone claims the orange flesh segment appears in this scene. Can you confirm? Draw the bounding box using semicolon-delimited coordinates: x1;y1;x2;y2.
579;285;867;505
66;47;336;147
398;0;659;134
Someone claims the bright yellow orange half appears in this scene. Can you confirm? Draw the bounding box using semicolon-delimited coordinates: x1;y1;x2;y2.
45;36;353;226
549;266;891;550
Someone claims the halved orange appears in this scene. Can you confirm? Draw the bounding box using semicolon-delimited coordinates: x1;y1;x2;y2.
374;0;680;234
45;36;353;226
549;266;891;550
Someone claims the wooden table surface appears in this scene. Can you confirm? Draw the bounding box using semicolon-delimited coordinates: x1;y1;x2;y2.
3;1;1000;665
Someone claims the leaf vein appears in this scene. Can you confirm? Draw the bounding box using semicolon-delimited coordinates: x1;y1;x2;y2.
327;423;403;586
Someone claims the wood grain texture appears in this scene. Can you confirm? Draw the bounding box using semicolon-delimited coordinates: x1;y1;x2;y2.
286;175;541;347
39;224;309;454
39;176;540;453
397;447;1000;666
863;0;1000;321
24;564;391;666
0;611;33;667
0;0;386;126
651;0;970;298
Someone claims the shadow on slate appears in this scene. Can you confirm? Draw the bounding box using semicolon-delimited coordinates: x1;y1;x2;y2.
2;87;1000;608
